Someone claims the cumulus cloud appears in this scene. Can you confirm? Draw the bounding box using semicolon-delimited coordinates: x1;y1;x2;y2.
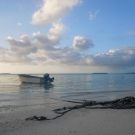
33;22;66;48
6;35;32;48
41;45;135;68
89;10;99;20
0;47;33;64
72;36;94;51
7;37;37;58
31;0;82;26
5;22;65;58
85;46;135;68
42;48;83;65
2;30;135;69
2;22;65;64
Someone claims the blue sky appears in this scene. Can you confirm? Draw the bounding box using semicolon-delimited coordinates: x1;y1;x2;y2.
0;0;135;73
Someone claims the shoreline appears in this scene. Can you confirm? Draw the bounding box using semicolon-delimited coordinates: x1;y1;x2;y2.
0;99;135;135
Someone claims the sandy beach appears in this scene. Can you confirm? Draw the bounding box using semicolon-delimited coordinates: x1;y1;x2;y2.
0;99;135;135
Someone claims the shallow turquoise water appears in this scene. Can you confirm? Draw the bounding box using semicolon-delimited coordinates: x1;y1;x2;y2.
0;74;135;112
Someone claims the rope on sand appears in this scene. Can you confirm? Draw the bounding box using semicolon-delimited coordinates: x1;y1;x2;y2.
26;96;135;121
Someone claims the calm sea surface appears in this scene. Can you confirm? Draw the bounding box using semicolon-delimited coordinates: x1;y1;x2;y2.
0;74;135;112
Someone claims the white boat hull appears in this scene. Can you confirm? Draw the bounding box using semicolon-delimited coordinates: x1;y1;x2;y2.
18;74;52;84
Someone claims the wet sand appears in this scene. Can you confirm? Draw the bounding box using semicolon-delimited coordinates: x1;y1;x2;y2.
0;99;135;135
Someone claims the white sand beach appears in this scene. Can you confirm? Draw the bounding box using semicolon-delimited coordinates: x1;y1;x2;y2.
0;99;135;135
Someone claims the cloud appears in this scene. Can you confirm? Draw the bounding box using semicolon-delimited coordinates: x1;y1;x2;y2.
6;35;32;48
3;16;135;69
40;47;83;65
72;36;94;51
86;46;135;68
2;8;135;70
2;29;135;69
17;23;22;26
6;35;37;58
126;31;135;36
2;22;65;64
31;0;82;26
42;45;135;68
33;22;66;50
1;0;135;73
89;10;99;20
0;47;33;64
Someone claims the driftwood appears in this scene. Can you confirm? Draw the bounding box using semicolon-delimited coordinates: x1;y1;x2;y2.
26;96;135;121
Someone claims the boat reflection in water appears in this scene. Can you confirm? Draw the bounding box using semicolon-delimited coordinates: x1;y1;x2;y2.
40;83;54;90
19;82;54;93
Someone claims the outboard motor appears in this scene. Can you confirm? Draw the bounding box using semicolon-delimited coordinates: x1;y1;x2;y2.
44;73;54;82
44;73;49;80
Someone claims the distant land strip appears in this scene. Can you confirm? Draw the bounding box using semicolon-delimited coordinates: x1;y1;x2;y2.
126;72;135;74
92;73;108;74
0;73;11;75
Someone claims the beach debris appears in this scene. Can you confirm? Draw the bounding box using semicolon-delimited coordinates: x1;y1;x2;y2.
26;96;135;121
26;116;49;121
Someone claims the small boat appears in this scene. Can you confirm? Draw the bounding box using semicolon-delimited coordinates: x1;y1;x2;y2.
18;73;54;84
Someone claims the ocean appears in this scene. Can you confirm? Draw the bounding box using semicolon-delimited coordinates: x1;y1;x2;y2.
0;73;135;113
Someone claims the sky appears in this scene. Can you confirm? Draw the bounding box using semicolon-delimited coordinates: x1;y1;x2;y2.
0;0;135;73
